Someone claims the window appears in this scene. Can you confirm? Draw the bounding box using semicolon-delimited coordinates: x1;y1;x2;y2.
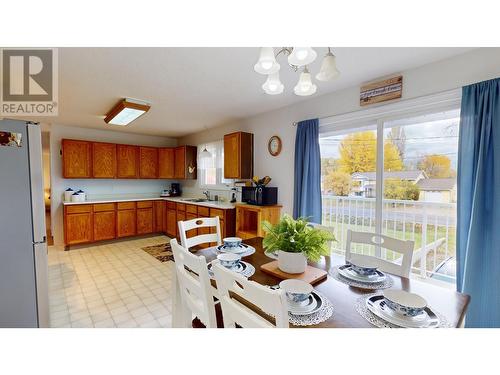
319;91;461;286
198;140;232;188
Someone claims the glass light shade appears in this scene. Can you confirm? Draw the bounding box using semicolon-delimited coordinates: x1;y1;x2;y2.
288;47;317;67
262;72;284;95
254;47;280;75
294;69;317;96
315;52;340;81
200;147;212;158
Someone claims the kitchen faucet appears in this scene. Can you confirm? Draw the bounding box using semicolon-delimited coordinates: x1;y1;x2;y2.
203;190;210;200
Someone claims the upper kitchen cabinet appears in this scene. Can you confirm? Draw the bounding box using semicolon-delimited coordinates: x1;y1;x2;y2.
92;142;116;178
174;145;197;179
224;131;253;179
139;146;158;178
62;139;92;178
158;147;175;179
116;144;139;178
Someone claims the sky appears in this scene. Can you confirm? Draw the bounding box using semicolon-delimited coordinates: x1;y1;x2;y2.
319;109;460;170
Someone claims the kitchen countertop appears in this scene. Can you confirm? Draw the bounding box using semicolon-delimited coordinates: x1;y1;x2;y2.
62;196;236;209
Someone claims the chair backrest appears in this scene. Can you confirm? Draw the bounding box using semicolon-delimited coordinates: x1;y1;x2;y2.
345;229;414;278
178;216;222;250
170;239;217;328
213;264;289;328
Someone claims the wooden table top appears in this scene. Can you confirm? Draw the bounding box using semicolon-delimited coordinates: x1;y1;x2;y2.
193;237;470;328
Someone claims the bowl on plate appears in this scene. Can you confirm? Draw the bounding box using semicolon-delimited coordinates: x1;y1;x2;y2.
217;253;241;269
223;237;242;248
348;256;379;276
383;289;427;317
279;279;313;304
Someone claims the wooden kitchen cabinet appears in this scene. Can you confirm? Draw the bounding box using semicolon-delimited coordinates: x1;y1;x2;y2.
93;204;116;241
235;203;281;239
154;200;165;232
62;139;92;178
92;142;116;178
137;207;154;234
174;145;197;179
166;208;177;237
64;205;93;245
139;146;158;179
224;132;253;179
116;144;139;178
117;203;137;237
158;147;175;179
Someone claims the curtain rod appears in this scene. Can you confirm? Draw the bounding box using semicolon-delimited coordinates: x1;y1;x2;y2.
291;86;463;127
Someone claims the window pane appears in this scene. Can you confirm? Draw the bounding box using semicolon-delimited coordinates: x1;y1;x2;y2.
320;125;377;256
383;109;459;284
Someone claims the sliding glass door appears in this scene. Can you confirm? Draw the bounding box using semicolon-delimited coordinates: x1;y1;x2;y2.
319;106;460;285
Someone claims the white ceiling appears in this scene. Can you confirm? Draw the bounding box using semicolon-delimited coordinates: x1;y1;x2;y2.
35;47;473;138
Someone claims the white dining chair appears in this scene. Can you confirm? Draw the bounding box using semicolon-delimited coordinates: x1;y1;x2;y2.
345;229;415;278
170;239;217;328
178;216;222;250
212;263;289;328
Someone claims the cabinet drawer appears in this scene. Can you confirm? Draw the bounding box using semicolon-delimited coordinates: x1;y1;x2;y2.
93;203;115;212
210;208;225;219
176;203;186;211
137;201;153;208
117;202;136;210
167;201;177;209
66;204;92;214
198;206;209;216
186;204;197;214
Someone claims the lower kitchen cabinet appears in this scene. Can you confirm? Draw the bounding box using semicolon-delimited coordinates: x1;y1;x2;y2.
93;210;116;241
65;208;93;245
154;200;165;232
166;208;177;237
117;208;137;238
137;207;154;235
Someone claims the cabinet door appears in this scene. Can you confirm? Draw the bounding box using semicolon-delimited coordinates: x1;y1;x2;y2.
65;213;93;244
137;207;154;234
174;146;186;179
139;147;158;179
158;148;175;179
166;209;177;237
154;201;165;232
93;211;116;241
117;145;139;178
117;209;137;237
92;142;116;178
176;210;186;238
62;139;92;178
224;132;240;179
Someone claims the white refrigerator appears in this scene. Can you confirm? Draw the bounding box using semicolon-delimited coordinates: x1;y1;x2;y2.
0;119;49;327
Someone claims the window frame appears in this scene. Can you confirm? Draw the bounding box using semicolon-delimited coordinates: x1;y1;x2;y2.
198;140;233;190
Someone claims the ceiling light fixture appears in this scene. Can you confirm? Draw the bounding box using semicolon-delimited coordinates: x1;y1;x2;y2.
200;145;212;158
104;98;151;126
253;47;340;96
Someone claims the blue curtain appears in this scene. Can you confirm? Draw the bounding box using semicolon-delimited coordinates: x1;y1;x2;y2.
457;78;500;327
293;118;322;224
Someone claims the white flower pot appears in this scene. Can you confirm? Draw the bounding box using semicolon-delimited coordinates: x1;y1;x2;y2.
278;251;307;274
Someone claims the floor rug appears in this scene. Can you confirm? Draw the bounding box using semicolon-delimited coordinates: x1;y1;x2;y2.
141;243;174;263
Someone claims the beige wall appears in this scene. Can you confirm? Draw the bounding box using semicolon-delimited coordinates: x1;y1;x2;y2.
179;48;500;215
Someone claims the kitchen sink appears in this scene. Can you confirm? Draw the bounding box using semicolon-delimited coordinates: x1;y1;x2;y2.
181;198;212;203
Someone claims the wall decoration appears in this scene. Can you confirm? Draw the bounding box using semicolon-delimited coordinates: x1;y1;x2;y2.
0;131;22;147
360;75;403;106
268;135;282;156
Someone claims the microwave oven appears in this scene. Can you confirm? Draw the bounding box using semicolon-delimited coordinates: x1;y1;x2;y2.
241;186;278;206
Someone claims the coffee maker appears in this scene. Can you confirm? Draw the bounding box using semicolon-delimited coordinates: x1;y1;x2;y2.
170;183;181;197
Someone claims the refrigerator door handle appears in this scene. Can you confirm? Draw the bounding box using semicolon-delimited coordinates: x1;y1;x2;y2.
33;236;47;245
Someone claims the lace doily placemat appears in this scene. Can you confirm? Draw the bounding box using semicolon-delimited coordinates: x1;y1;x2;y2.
330;266;394;290
354;294;452;328
288;291;334;327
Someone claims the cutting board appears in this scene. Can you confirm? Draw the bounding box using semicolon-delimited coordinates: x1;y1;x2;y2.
260;261;327;285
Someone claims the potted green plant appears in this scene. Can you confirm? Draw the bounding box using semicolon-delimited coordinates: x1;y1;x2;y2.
262;215;335;274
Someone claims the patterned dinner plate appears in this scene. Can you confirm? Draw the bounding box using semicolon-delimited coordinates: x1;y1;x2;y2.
216;243;256;257
288;291;324;316
338;264;386;284
207;260;255;279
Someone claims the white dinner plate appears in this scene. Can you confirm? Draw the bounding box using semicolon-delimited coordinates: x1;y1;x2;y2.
338;264;386;284
207;260;255;279
366;294;439;328
288;291;324;316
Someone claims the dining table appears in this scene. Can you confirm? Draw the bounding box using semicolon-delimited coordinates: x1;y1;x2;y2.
173;237;470;328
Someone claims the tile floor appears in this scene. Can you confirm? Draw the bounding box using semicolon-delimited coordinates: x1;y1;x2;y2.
48;235;174;328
